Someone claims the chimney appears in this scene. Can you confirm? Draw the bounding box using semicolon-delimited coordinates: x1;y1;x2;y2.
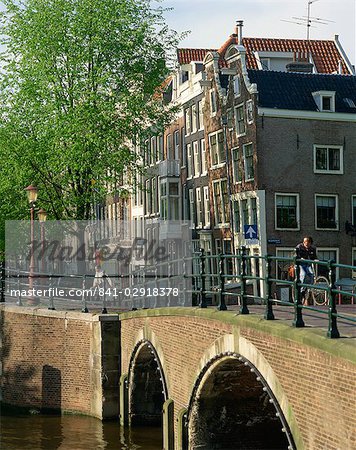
236;20;243;45
286;51;313;73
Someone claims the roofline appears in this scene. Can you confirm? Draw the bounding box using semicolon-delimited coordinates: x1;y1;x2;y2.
334;35;355;75
258;107;356;122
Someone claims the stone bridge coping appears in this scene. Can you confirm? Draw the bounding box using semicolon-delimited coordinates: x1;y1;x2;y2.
119;307;356;365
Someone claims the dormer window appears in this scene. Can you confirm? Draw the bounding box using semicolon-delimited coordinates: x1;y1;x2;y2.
312;91;336;112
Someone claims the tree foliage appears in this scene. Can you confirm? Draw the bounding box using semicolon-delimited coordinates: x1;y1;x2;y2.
0;0;179;233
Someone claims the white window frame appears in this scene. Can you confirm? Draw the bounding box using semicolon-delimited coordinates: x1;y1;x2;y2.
173;130;180;160
208;130;225;168
185;108;191;135
213;179;229;227
313;145;343;174
198;99;204;130
203;186;210;228
233;75;240;97
232;147;242;184
246;100;254;124
201;139;207;175
189;189;195;227
192;103;197;133
187;143;193;179
235;103;246;136
315;194;339;231
243;142;254;181
312;90;336;112
196;187;203;228
193;141;200;177
210;89;217;117
275;193;300;231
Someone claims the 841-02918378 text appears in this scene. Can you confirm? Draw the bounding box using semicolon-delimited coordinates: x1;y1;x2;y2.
93;287;180;298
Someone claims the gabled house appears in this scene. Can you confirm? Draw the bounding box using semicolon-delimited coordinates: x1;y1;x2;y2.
202;28;356;294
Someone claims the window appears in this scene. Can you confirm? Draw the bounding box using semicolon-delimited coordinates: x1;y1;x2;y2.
209;130;225;166
210;89;217;116
158;135;164;161
203;186;210;227
315;194;338;230
160;181;167;219
144;139;150;166
314;145;343;174
181;128;185;165
169;182;179;220
185;108;191;134
232;148;242;183
189;189;195;225
241;199;248;228
173;130;179;160
246;100;254;124
166;134;173;160
233;76;240;96
251;197;257;225
352;196;356;224
145;179;152;215
312;91;335;112
275;194;299;229
152;177;158;213
201;139;207;174
260;58;270;70
193;141;200;176
243;143;254;181
187;143;193;178
198;100;204;129
196;188;203;227
233;200;240;232
213;180;230;225
192;104;197;132
235;104;245;135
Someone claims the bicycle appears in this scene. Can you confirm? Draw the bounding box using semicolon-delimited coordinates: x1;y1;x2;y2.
289;263;329;306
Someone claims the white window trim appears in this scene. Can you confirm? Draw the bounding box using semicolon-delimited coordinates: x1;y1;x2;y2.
232;147;242;184
246;99;254;124
208;129;225;168
203;186;210;228
210;89;217;117
312;90;336;112
274;193;300;231
243;142;254;182
313;144;343;174
235;103;246;137
193;141;200;178
315;193;339;231
233;75;241;97
201;139;207;175
212;179;229;228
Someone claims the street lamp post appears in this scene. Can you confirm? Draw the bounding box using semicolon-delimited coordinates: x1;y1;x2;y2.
24;185;38;304
38;208;47;275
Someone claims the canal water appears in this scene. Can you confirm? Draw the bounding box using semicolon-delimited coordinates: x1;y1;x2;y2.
0;411;162;449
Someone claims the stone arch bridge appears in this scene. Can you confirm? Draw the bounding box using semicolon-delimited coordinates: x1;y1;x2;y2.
120;308;355;450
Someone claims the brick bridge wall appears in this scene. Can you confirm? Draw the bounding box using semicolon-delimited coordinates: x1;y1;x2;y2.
120;308;356;450
0;305;120;419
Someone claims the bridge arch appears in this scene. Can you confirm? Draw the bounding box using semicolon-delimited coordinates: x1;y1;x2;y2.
127;338;168;426
187;352;295;450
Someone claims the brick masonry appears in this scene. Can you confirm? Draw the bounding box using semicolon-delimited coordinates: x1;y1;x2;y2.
120;308;356;450
0;305;119;419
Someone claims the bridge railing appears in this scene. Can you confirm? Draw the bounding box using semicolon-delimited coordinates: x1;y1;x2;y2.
1;250;355;338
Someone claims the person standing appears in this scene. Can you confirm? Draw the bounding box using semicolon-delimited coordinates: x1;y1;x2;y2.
295;236;318;305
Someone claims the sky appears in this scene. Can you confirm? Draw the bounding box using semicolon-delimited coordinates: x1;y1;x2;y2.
162;0;356;68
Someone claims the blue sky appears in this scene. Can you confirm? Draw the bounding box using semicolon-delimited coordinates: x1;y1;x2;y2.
162;0;356;67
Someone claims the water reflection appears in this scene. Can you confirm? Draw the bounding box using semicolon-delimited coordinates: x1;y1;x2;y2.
1;413;162;449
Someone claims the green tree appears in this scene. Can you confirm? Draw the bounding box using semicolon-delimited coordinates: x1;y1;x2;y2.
0;0;179;230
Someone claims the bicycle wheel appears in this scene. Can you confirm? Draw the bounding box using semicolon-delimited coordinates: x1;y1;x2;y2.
312;276;328;306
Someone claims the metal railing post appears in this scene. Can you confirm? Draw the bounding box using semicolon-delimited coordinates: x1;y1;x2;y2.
240;246;249;315
48;274;55;310
264;255;274;320
182;256;188;306
292;258;304;328
82;275;89;313
327;260;340;338
16;270;23;306
199;248;207;308
218;254;227;311
102;275;108;314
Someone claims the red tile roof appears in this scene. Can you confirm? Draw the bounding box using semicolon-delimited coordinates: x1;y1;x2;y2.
177;37;351;75
241;37;350;75
177;48;216;65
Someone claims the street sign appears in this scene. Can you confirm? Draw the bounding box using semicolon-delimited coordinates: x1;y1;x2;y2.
244;224;258;240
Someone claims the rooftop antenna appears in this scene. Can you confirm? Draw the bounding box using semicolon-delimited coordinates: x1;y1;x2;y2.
281;0;334;40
